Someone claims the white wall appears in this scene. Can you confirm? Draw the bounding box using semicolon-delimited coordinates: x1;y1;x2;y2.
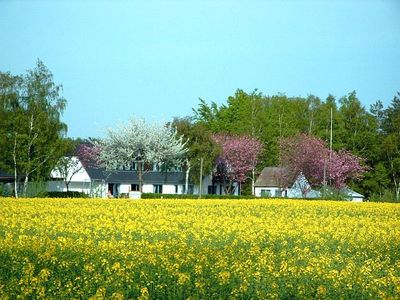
254;187;283;197
119;184;130;194
176;185;185;194
91;181;107;198
108;183;183;195
162;184;176;194
254;186;320;199
351;197;363;202
47;180;92;194
286;189;303;198
142;184;153;193
47;179;108;198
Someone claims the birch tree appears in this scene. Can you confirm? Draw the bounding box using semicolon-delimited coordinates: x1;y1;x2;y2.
171;117;219;194
0;61;67;197
54;157;84;192
96;118;187;193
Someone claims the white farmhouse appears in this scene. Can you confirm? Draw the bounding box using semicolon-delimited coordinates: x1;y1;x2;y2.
254;167;320;198
48;157;238;198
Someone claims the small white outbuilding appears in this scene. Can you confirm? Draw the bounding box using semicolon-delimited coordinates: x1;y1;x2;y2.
254;167;320;198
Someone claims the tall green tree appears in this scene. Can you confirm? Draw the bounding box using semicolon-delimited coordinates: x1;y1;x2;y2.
192;98;221;132
172;117;220;192
337;91;379;158
0;72;23;195
381;93;400;201
0;60;67;197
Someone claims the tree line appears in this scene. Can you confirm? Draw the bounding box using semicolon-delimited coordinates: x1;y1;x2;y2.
0;61;399;201
185;89;400;201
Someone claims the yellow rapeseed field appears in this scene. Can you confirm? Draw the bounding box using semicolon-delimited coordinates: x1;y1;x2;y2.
0;198;399;299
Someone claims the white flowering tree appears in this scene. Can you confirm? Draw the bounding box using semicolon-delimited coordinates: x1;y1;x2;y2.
96;118;187;193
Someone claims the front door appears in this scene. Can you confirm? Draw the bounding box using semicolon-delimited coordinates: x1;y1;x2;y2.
108;183;120;197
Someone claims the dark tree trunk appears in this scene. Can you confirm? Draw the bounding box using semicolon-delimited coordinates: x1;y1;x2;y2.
138;160;143;193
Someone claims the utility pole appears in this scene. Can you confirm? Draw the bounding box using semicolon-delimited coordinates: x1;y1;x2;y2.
323;107;333;198
199;157;203;199
323;157;327;198
329;107;333;185
330;108;333;154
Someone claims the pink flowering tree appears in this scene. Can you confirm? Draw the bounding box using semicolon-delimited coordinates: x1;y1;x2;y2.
213;134;263;194
279;133;367;190
328;150;367;189
76;143;102;168
279;134;329;189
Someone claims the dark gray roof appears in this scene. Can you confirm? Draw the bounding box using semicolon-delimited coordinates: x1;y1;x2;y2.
254;167;296;188
0;170;15;182
85;166;185;184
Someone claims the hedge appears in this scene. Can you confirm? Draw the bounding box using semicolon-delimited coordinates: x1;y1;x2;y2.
142;193;264;199
140;193;355;201
37;191;89;198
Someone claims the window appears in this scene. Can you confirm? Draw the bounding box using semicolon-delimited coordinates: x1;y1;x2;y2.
175;185;178;194
261;189;271;197
131;162;144;171
275;190;283;197
168;165;183;172
153;184;163;194
131;184;139;191
122;163;132;171
150;164;184;172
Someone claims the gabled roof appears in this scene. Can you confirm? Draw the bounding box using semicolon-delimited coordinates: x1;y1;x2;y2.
341;188;364;198
254;167;297;188
0;170;26;182
85;166;186;184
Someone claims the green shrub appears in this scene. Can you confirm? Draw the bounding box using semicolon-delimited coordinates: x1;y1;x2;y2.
0;183;13;197
369;189;399;203
37;191;89;198
142;193;264;199
141;192;362;201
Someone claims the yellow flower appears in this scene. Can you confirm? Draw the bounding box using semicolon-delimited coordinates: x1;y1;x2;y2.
88;287;106;300
138;287;149;300
177;273;190;285
317;285;327;296
218;271;231;285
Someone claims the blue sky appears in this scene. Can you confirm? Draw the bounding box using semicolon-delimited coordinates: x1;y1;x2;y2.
1;0;399;138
